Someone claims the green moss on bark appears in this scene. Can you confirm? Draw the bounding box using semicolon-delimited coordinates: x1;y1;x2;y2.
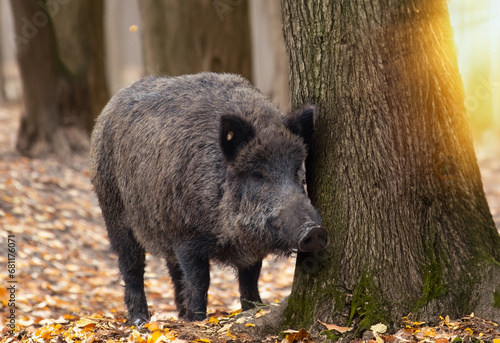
283;279;346;330
283;289;315;329
348;274;391;333
493;290;500;308
414;260;448;310
321;330;339;340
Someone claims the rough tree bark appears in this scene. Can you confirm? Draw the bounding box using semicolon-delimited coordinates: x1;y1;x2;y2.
10;0;108;159
138;0;252;80
281;0;500;333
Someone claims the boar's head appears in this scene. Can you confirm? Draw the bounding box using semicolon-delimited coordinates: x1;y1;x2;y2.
218;105;327;260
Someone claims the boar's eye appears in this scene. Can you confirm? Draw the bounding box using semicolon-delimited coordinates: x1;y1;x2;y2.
296;167;308;193
251;170;265;181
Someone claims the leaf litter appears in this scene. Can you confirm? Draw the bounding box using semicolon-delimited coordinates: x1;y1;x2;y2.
1;105;500;342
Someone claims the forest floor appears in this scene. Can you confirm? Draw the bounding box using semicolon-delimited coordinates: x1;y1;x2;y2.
0;103;499;342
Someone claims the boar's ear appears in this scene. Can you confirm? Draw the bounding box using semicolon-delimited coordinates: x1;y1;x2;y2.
220;114;256;161
285;104;316;147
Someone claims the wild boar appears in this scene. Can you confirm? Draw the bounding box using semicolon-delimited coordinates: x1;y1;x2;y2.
89;72;327;324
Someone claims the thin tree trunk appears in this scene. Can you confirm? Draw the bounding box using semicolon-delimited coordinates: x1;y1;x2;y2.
11;0;108;159
281;0;500;332
138;0;252;80
0;3;5;104
266;0;290;110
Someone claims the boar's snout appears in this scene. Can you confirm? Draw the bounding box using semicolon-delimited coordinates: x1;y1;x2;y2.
298;226;327;252
276;196;327;253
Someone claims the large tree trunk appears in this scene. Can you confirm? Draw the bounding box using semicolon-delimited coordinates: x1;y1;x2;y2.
281;0;500;332
10;0;108;159
11;0;61;157
51;0;109;134
138;0;252;80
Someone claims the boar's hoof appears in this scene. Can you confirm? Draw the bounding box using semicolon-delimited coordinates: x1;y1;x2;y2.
241;299;265;311
183;311;207;322
130;315;150;327
298;226;328;252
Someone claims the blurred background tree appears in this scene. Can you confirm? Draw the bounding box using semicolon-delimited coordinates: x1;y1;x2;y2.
9;0;108;159
0;3;5;103
138;0;252;80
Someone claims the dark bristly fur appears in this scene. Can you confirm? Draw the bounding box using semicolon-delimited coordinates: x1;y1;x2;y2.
89;72;326;324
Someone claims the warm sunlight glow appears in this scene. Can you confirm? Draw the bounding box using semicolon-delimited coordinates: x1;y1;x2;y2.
449;0;500;145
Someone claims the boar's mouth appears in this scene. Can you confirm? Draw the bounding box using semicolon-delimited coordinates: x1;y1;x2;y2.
297;226;328;252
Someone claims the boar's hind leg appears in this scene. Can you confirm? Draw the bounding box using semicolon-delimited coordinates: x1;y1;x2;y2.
95;170;149;325
175;243;210;321
238;261;263;311
109;227;150;326
166;260;187;318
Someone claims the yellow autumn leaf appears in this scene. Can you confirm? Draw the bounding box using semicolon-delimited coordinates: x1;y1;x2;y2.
226;330;236;339
195;339;210;342
285;328;310;342
75;318;97;328
129;330;145;343
493;339;500;343
162;330;178;341
207;316;219;325
465;328;473;335
254;309;271;318
129;25;139;32
229;309;241;317
145;322;161;331
34;324;63;340
245;323;255;327
81;324;97;333
148;330;163;343
424;328;437;337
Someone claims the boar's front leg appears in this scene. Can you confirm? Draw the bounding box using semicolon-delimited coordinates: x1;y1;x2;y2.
175;242;210;321
238;261;263;311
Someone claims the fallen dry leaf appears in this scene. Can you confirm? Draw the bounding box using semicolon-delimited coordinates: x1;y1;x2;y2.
283;328;310;343
317;319;352;333
371;323;388;334
254;309;271;318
